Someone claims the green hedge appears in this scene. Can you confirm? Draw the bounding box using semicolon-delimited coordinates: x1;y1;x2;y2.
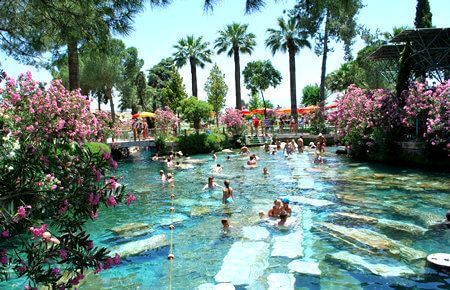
178;133;227;155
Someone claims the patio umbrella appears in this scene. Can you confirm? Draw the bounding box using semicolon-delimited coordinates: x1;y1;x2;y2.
139;112;155;118
252;108;273;115
241;109;252;116
276;108;291;115
132;113;140;119
325;102;338;109
297;105;317;114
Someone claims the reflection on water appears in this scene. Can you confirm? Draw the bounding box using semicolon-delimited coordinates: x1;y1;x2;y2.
4;147;450;289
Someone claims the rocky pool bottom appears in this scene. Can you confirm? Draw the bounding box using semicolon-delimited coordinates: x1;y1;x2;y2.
3;147;450;289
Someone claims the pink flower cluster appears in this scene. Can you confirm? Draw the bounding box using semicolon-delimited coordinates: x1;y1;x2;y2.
155;107;179;133
0;72;117;144
29;224;48;238
402;81;450;146
125;193;137;206
0;249;7;265
221;108;244;135
329;85;399;138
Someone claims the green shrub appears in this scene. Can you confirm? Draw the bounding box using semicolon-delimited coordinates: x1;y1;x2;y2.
178;133;227;155
85;142;110;156
156;136;167;154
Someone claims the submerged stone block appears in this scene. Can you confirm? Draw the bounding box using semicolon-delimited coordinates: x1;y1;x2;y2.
288;260;321;276
110;222;149;235
110;234;168;257
271;231;304;258
242;226;270;241
329;251;415;277
267;273;295;290
214;241;269;285
289;196;334;207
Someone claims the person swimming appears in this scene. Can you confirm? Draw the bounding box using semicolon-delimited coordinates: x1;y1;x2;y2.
203;176;223;190
240;145;249;155
213;164;222;173
263;167;269;175
166;173;174;184
152;153;159;161
222;180;233;204
268;199;283;217
281;198;292;216
226;156;231;161
247;155;257;166
159;170;166;182
212;151;217;160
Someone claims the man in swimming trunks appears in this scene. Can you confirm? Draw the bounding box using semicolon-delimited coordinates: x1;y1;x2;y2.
240;145;249;155
281;198;292;216
247;155;257;166
268;199;283;217
222;180;233;204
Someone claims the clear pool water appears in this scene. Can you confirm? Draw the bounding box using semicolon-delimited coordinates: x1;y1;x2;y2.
5;147;450;289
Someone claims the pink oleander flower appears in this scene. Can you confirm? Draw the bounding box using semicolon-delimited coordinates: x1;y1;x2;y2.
51;268;61;276
16;259;27;273
86;241;94;250
106;196;117;207
92;166;102;182
90;210;98;219
88;192;100;206
15;205;31;221
126;193;136;206
94;262;104;274
29;224;48;238
58;200;69;215
59;249;68;260
69;274;85;286
1;230;9;238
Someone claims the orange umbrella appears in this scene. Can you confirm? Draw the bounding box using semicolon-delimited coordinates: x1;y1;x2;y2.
241;109;252;116
325;102;338;109
298;105;317;114
132;113;140;119
276;108;291;114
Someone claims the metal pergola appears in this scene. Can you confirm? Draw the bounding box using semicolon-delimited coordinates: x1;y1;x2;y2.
368;28;450;82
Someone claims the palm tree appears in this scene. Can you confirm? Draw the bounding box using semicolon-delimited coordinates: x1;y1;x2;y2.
266;17;310;122
215;23;256;109
173;35;212;97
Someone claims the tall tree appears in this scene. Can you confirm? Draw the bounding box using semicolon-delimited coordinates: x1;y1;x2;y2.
414;0;432;28
147;58;176;111
205;64;228;125
215;23;256;109
161;69;187;113
266;16;310;122
173;35;212;97
82;39;127;122
119;47;144;113
0;0;154;90
179;97;213;133
242;60;282;117
291;0;362;104
302;84;321;106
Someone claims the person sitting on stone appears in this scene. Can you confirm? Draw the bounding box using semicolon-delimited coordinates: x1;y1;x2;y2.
268;199;283;218
281;198;292;216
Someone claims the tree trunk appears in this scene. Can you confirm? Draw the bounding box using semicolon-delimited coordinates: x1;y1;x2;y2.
319;9;330;107
261;90;267;118
216;112;219;127
190;57;198;97
98;97;101;111
107;87;115;123
233;46;242;109
67;40;80;90
288;43;298;123
194;119;200;134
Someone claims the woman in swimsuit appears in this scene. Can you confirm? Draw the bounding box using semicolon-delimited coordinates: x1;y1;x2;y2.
222;180;234;204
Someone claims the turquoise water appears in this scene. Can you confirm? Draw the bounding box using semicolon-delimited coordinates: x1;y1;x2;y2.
4;147;450;289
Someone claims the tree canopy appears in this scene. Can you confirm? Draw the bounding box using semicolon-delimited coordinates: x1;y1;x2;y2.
178;97;213;132
205;64;228;125
302;84;321;106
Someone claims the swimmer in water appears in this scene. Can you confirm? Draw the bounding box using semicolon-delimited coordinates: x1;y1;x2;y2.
247;155;257;166
212;151;217;160
268;199;283;217
213;164;222;173
263;167;269;175
152;153;159;161
221;219;232;233
166;172;174;184
222;180;234;204
281;198;292;216
240;145;249;155
278;211;289;227
159;170;166;182
226;156;231;161
203;176;223;190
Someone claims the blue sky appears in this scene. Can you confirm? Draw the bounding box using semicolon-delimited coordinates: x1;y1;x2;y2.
1;0;449;109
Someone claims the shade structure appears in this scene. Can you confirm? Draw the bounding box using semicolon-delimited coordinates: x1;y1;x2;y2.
325;102;338;109
241;109;252;116
252;108;273;115
132;112;155;119
139;112;155;118
276;108;291;115
297;106;317;114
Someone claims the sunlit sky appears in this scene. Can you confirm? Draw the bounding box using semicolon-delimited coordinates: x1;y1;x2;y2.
1;0;449;110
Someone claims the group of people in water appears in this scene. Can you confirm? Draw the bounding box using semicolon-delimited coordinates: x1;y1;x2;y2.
152;134;330;233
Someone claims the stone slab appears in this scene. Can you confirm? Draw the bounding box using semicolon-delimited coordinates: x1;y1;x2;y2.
267;273;295;290
271;231;304;258
110;222;149;235
110;234;168;257
288;260;321;276
289;196;334;207
214;241;269;285
242;226;270;241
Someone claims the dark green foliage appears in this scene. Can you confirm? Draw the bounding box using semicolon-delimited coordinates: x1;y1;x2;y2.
205;64;228;125
243;60;281;116
85;142;111;156
178;133;226;155
414;0;432;28
178;97;213;133
118;47;144;113
395;42;412;104
302;84;321;105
